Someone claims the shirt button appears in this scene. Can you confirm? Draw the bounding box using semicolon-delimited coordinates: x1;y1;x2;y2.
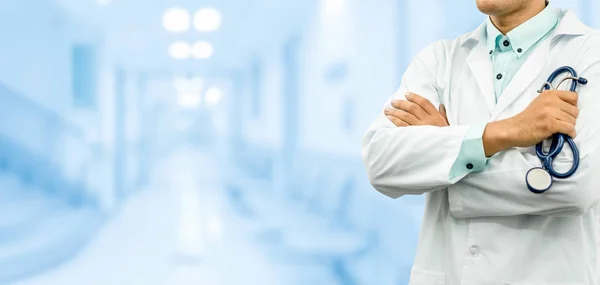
469;246;479;256
496;73;503;80
517;48;523;53
503;40;510;46
466;163;474;170
489;50;493;55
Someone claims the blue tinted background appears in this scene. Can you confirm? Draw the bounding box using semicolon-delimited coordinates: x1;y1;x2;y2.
0;0;597;284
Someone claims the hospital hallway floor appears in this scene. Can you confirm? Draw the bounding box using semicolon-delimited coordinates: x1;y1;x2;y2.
11;144;339;285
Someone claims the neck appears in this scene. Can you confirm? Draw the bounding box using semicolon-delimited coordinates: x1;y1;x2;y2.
490;1;547;34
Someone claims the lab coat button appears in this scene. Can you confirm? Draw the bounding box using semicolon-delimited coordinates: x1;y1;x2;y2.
496;73;503;80
469;246;479;256
466;163;474;170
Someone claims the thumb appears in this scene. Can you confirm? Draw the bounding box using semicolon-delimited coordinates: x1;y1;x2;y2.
439;104;449;124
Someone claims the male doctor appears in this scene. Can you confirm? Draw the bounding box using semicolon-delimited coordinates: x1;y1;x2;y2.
362;1;600;284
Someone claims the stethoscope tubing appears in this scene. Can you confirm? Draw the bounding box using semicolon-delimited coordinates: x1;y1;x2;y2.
529;66;586;193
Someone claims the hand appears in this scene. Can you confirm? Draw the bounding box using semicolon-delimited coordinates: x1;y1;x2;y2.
384;92;449;127
483;90;579;156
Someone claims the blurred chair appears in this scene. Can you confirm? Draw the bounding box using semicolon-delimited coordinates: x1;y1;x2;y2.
0;165;105;283
226;152;398;284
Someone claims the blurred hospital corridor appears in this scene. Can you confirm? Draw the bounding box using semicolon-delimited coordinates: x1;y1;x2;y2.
1;0;598;284
4;140;423;285
12;145;332;285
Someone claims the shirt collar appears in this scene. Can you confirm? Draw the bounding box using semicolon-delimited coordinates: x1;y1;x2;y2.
460;9;589;49
485;4;558;57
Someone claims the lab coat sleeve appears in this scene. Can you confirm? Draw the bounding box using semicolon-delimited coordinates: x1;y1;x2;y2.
362;41;480;199
449;36;600;218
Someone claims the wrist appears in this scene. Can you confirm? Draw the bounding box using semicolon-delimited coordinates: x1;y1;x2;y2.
482;120;514;157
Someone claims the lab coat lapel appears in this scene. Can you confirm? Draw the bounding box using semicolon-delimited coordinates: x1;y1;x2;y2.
492;38;551;120
465;43;496;115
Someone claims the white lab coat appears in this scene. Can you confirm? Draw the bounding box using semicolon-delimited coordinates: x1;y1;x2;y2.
362;9;600;285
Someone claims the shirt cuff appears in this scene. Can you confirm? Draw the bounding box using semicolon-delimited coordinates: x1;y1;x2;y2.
449;122;489;182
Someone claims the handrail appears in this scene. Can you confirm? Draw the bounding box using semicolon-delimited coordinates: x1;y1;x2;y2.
0;83;86;140
0;81;98;205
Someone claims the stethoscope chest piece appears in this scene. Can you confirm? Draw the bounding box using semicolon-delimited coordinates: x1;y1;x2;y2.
526;167;553;194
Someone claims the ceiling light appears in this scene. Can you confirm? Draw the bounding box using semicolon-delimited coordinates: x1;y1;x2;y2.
204;87;223;106
168;41;192;59
191;41;213;59
163;8;191;32
193;8;222;32
177;92;202;109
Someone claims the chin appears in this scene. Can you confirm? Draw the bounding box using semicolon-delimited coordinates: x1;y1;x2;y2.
476;0;510;16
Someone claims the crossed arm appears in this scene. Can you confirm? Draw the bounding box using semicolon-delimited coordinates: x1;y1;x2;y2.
362;42;600;218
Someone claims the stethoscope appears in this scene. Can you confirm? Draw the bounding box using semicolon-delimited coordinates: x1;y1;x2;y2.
525;66;588;194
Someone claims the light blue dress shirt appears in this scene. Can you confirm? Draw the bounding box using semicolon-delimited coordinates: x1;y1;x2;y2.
449;5;559;181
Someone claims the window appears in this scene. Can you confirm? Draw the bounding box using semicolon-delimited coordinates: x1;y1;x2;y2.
72;44;97;108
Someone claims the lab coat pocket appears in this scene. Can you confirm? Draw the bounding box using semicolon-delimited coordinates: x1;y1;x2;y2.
408;267;446;285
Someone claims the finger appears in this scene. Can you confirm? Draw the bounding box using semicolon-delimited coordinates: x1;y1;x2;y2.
392;99;428;120
439;104;449;124
386;115;409;127
556;110;577;126
556;91;578;106
553;120;577;138
406;93;438;115
390;100;403;109
558;100;579;119
384;108;420;125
